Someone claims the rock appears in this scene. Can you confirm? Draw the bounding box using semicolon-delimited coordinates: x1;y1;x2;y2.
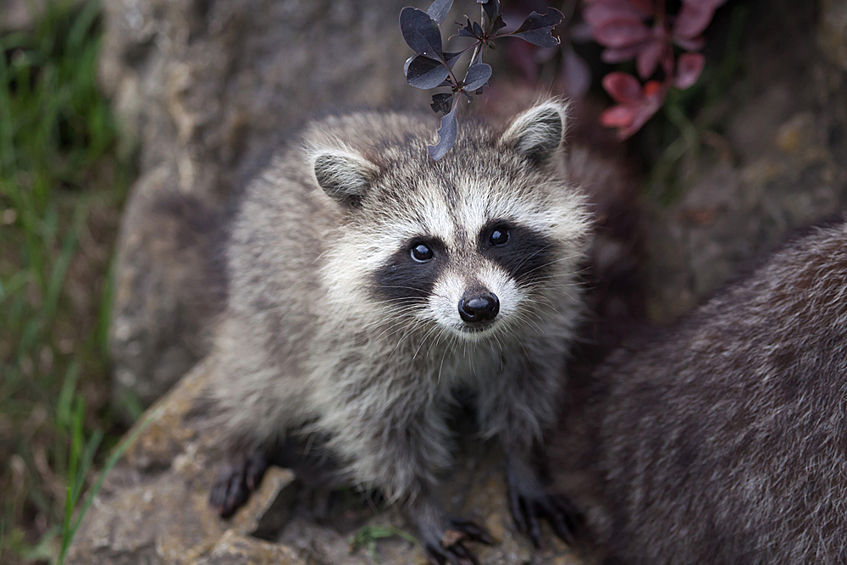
820;0;847;72
68;359;582;565
1;0;42;32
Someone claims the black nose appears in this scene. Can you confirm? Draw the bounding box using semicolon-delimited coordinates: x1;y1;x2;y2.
458;292;500;323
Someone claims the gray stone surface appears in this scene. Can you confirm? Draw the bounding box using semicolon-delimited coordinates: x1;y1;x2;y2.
820;0;847;72
67;360;581;565
1;0;42;31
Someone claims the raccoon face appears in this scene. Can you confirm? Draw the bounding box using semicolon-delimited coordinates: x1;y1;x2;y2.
311;101;589;340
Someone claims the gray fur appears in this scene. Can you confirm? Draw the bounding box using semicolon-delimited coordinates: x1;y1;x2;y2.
552;219;847;565
204;101;591;543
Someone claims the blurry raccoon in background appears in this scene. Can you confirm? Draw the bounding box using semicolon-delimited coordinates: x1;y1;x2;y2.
551;218;847;565
204;100;591;563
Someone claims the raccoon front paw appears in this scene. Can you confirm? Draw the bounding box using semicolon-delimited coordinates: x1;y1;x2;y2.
422;518;495;565
209;449;269;518
507;476;581;548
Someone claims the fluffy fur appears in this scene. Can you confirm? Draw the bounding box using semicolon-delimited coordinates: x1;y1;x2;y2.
551;219;847;565
204;101;591;559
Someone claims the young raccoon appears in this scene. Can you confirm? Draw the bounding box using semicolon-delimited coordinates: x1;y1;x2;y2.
551;218;847;565
204;100;590;562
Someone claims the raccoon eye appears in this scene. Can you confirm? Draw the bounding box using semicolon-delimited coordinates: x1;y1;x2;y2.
410;242;434;262
489;226;509;246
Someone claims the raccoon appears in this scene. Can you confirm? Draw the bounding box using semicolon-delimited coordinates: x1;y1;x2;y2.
203;100;591;562
550;219;847;565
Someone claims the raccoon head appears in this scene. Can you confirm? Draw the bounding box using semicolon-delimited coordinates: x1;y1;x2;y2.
310;101;590;341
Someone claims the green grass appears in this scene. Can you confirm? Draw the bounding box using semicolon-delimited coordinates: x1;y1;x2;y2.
349;525;418;562
0;0;135;562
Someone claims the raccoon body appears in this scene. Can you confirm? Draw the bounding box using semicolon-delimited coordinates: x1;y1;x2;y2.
551;219;847;565
205;101;590;560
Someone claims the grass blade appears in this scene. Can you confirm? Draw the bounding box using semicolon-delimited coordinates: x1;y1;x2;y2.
57;405;163;565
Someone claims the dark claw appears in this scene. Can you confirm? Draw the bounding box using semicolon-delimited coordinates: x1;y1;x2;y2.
448;541;480;565
244;450;269;490
423;518;491;565
509;484;528;535
548;496;581;545
425;542;479;565
509;488;582;547
426;543;447;565
449;519;495;545
209;464;248;518
527;503;542;548
209;449;269;518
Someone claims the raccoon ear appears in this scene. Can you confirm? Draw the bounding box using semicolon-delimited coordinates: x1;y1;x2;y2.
499;100;568;163
311;149;378;207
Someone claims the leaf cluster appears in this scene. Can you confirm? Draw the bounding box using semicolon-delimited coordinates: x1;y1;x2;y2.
585;0;728;138
400;0;565;159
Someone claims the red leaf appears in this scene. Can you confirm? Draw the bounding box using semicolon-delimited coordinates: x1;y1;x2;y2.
673;2;715;39
600;76;668;138
594;18;652;48
636;36;665;78
643;80;665;98
602;72;644;104
618;103;659;138
600;105;636;128
584;0;649;28
674;52;705;89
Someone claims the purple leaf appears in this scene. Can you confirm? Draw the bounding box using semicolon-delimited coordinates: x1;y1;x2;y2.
427;0;453;25
491;13;506;33
431;92;455;114
458;16;479;38
464;61;492;91
511;9;565;48
406;55;451;89
400;7;444;60
444;51;463;67
593;17;652;48
428;100;459;160
674;52;705;89
479;0;500;23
